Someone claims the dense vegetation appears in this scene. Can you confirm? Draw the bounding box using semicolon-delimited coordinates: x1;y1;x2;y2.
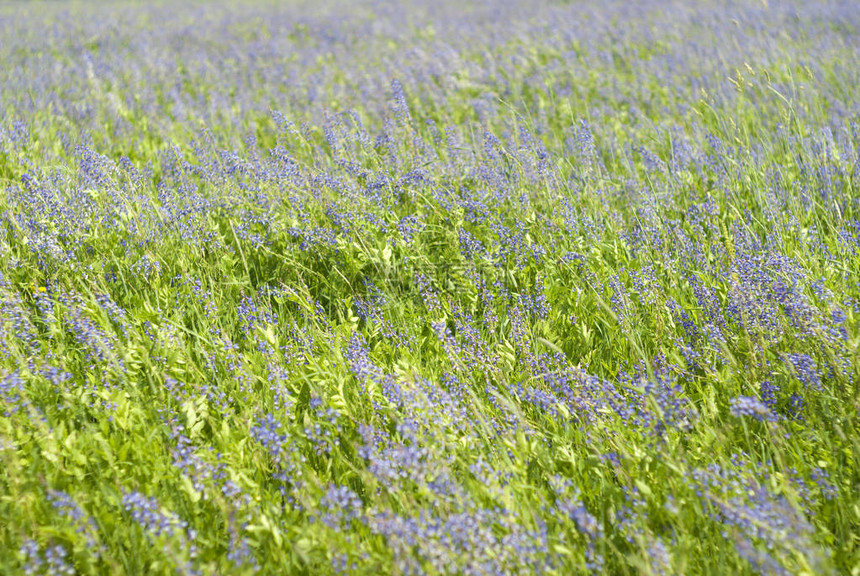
1;1;859;574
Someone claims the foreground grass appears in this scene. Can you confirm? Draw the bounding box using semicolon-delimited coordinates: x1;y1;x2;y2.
1;1;859;574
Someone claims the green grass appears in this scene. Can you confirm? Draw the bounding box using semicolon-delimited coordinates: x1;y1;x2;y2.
0;1;859;574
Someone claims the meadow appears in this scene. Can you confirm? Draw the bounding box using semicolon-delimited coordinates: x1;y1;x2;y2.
1;0;859;574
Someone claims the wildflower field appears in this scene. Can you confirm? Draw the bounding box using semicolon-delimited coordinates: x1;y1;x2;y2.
1;0;859;574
